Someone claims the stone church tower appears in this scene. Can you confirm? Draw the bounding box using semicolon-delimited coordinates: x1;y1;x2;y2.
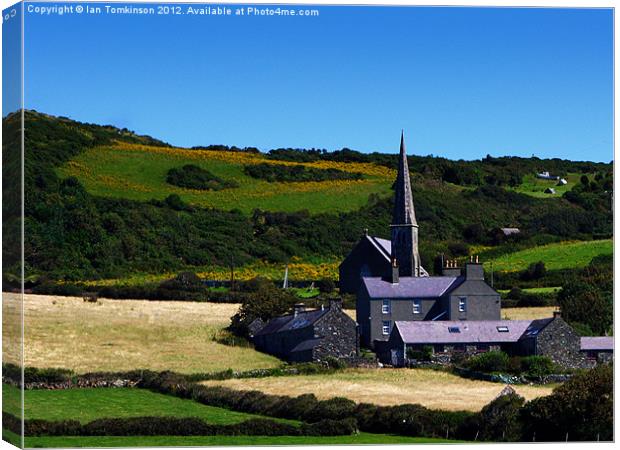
390;131;422;277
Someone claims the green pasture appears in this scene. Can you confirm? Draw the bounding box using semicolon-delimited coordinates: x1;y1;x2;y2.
15;432;463;447
497;287;561;294
509;173;584;198
56;146;393;214
2;384;298;426
485;239;612;272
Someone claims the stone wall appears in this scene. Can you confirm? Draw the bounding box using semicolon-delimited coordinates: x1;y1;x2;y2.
313;305;358;361
535;317;591;369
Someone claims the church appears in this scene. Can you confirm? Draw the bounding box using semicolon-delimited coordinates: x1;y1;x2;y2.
340;132;501;348
339;132;429;295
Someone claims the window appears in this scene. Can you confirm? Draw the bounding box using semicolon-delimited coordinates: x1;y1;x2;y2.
382;321;391;335
497;326;509;333
458;297;467;312
382;299;390;314
412;299;421;314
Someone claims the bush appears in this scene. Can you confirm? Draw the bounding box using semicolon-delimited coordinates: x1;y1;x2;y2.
520;356;555;378
464;351;509;373
520;364;613;441
166;164;238;191
244;163;362;183
406;345;433;361
315;278;335;293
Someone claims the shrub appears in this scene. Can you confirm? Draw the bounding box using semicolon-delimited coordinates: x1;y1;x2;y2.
475;392;525;441
166;164;238;191
315;278;335;293
406;345;433;361
520;356;555;378
243;163;362;183
520;364;613;441
464;351;509;373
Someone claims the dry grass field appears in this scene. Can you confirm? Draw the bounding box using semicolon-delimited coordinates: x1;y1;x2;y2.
202;368;554;412
2;294;280;374
502;307;558;320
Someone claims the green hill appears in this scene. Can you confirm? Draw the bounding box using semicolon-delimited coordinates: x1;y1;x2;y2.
484;239;613;272
3;111;612;285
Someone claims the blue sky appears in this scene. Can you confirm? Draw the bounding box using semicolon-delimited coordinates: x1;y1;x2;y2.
12;3;615;162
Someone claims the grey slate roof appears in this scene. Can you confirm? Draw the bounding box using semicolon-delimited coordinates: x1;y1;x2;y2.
581;336;614;351
366;236;391;261
394;320;534;344
290;338;323;353
254;308;328;336
362;276;462;299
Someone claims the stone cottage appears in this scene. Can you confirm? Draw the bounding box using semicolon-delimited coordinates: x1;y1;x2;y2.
380;312;612;369
250;301;358;363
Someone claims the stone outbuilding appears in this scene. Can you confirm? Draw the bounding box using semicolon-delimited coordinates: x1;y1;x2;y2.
251;301;358;363
380;312;612;370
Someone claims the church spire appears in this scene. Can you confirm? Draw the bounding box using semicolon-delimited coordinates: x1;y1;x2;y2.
392;130;417;226
390;131;422;277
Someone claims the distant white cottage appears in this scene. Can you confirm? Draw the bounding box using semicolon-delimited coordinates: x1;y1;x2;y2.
537;171;560;181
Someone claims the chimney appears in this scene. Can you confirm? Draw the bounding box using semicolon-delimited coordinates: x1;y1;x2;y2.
391;258;399;284
465;257;484;280
293;303;305;317
442;259;462;277
328;299;342;310
553;310;561;319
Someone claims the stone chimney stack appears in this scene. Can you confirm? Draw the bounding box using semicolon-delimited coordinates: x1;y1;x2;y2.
391;258;399;284
553;310;561;319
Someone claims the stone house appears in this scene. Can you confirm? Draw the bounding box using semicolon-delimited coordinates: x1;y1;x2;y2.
357;261;500;348
580;336;614;364
380;312;612;369
251;301;358;363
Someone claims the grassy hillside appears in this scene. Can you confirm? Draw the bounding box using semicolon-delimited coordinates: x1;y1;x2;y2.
483;239;613;272
57;142;394;214
5;110;612;286
509;173;585;198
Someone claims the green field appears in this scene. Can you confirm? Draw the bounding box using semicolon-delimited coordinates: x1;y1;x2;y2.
57;144;393;214
498;287;561;294
509;173;585;198
2;385;464;447
2;384;298;426
485;239;612;272
5;430;463;447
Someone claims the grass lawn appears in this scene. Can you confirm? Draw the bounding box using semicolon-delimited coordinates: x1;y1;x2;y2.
57;143;394;214
20;433;464;447
509;172;584;198
202;368;553;412
2;384;298;426
485;239;612;272
498;287;561;295
3;294;280;374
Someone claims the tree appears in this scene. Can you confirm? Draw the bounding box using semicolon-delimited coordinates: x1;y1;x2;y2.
229;277;298;337
520;364;612;441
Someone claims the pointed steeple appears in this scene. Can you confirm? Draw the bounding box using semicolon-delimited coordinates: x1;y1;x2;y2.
390;131;422;277
392;130;417;226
